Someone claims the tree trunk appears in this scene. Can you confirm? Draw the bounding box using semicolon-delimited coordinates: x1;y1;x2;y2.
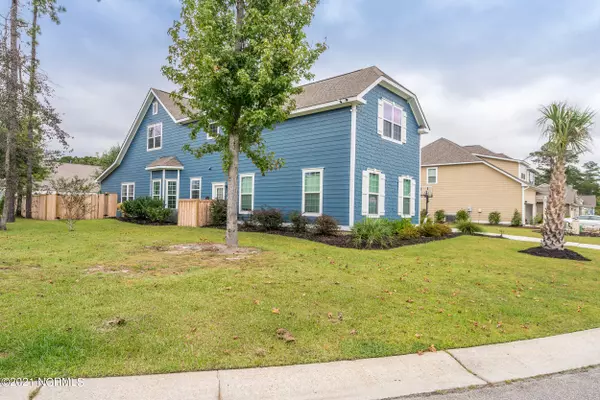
226;133;240;248
25;3;39;219
0;0;19;229
542;157;566;250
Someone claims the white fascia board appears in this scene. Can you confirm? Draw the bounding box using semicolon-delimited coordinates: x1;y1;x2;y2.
97;89;156;182
290;97;366;118
145;166;185;171
357;77;430;133
150;89;180;124
421;162;482;167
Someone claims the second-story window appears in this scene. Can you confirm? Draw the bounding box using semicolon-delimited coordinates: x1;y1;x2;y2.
152;101;159;115
427;168;438;184
147;123;162;151
207;123;220;140
378;99;407;144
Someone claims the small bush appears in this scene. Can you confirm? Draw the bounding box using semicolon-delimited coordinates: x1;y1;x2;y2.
510;209;523;227
210;199;227;226
120;197;172;224
351;218;394;248
455;209;470;222
419;220;442;237
533;214;543;225
390;218;414;234
314;214;339;236
289;211;308;233
420;209;429;221
252;208;284;231
397;224;421;240
456;220;483;235
488;211;501;225
435;223;453;236
434;209;446;224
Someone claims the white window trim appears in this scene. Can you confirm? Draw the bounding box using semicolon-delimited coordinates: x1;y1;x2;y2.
152;101;159;115
239;173;255;214
398;176;416;218
363;169;385;218
302;168;324;217
207;123;221;140
212;182;226;200
427;167;438;185
190;177;202;199
165;178;179;209
378;99;407;145
147;122;163;151
151;179;162;200
121;182;135;202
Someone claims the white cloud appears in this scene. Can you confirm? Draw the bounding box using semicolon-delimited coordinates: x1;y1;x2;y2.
391;69;600;162
425;0;508;11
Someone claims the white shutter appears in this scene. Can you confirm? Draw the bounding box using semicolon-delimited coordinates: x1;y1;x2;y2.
410;178;416;217
401;109;408;144
397;177;402;216
361;171;369;216
377;99;384;136
379;173;386;216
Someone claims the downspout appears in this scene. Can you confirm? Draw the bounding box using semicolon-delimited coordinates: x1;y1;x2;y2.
522;186;526;226
349;105;357;227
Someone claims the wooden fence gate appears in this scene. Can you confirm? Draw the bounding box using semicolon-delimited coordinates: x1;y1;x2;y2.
177;199;213;227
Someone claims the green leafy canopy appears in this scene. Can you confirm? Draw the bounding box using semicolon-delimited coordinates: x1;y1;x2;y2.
162;0;326;175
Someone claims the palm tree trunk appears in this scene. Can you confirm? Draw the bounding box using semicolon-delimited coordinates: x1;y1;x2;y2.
542;158;566;250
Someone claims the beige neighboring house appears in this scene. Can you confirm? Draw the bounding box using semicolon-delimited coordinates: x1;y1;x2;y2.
535;185;596;218
421;138;538;224
39;163;101;193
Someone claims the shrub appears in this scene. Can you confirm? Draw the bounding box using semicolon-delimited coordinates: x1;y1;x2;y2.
419;220;442;237
120;197;172;224
289;211;308;233
435;223;453;236
455;209;470;222
510;209;523;227
390;218;413;234
488;211;501;225
397;224;421;240
351;218;394;248
533;214;543;225
420;209;429;221
252;208;284;231
210;199;227;226
434;209;445;224
314;214;339;236
456;220;483;235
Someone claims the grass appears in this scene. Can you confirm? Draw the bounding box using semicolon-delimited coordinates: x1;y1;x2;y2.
480;225;600;245
1;219;600;378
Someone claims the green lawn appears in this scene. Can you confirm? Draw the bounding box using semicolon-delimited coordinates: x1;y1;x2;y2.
479;225;600;245
1;219;600;378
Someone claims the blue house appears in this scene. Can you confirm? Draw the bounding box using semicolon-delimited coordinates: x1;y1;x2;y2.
98;66;430;228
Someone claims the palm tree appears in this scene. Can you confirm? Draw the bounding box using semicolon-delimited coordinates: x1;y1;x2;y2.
537;102;595;250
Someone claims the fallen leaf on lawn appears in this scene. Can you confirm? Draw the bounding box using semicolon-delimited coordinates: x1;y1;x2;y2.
428;344;437;352
276;328;296;343
338;312;343;321
415;333;422;339
350;329;357;335
417;351;424;356
255;348;266;357
424;277;430;282
253;299;260;305
496;321;503;328
272;308;280;314
406;298;414;303
233;336;239;340
327;312;333;319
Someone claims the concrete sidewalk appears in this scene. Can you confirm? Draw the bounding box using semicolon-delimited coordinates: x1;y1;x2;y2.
476;232;600;250
4;328;600;400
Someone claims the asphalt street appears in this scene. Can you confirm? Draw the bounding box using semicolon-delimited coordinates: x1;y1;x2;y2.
400;366;600;400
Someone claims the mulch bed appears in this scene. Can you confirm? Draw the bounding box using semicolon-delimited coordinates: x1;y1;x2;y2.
519;247;591;262
237;226;461;250
117;217;176;226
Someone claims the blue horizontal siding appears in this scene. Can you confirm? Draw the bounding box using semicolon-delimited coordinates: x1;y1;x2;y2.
101;96;352;225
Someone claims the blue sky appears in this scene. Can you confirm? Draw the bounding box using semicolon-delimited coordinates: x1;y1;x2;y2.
27;0;600;161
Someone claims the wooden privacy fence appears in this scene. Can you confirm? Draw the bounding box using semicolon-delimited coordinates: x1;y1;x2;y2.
178;199;213;227
21;193;118;221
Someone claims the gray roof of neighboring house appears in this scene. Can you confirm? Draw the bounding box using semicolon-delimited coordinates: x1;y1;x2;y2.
147;156;184;169
536;184;581;205
462;145;512;160
40;163;101;192
582;195;597;208
421;138;482;166
152;66;417;121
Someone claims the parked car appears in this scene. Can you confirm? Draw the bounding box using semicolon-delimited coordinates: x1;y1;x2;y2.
565;215;600;229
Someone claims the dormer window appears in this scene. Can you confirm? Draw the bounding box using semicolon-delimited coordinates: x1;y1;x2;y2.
152;101;159;115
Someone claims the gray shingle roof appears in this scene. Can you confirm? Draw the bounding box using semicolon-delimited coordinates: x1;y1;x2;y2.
421;138;482;166
463;145;512;160
147;156;183;169
153;66;416;120
582;195;597;208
